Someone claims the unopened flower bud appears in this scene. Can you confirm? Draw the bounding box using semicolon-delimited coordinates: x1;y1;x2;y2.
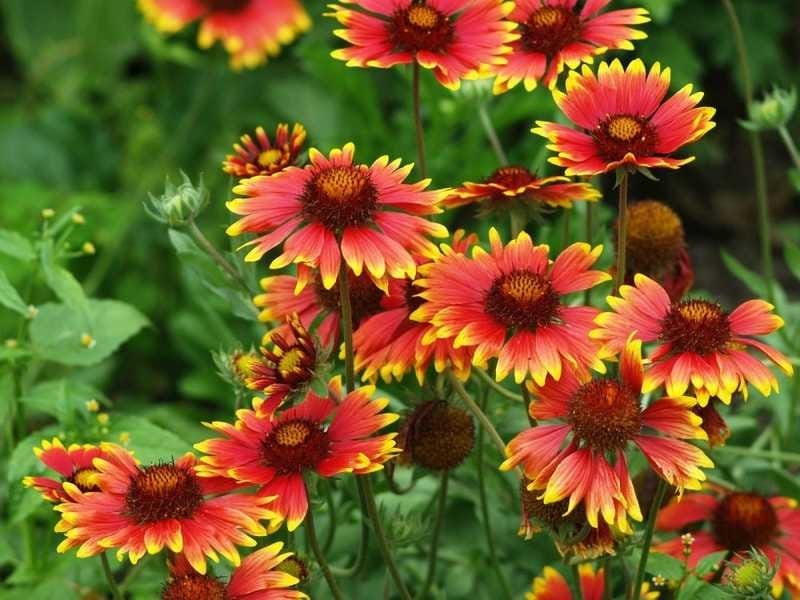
85;399;100;412
72;212;86;224
145;172;209;227
741;86;797;131
82;242;96;255
42;208;55;219
723;548;776;599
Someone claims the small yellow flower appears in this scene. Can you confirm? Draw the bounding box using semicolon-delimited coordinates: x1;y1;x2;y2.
96;413;110;426
82;242;96;255
42;208;55;219
118;432;131;445
651;575;666;587
5;338;18;348
80;333;96;349
71;212;86;224
85;399;100;412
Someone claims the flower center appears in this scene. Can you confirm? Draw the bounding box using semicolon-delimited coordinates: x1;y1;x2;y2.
262;419;330;474
301;166;377;232
403;280;425;312
389;4;455;53
593;115;658;162
314;273;384;326
487;166;535;190
161;574;228;600
198;0;250;12
125;464;204;524
711;492;778;551
278;556;310;584
401;400;475;471
258;148;283;167
660;299;732;356
520;6;581;56
278;347;306;377
484;270;561;331
568;380;641;452
624;200;685;278
68;467;100;493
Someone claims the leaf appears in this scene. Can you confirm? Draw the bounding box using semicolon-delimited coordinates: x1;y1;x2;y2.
789;168;800;193
0;229;35;261
785;240;800;281
694;550;729;576
0;270;30;316
677;576;732;599
18;379;106;424
109;415;190;463
720;250;766;297
6;425;60;523
647;551;686;581
29;300;149;366
39;238;90;322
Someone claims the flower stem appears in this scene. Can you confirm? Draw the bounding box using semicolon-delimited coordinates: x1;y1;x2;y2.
628;479;668;600
778;126;800;172
337;260;356;391
100;552;123;600
613;170;629;294
520;382;537;427
573;563;585;600
303;478;345;600
412;62;428;180
584;200;596;305
383;463;416;495
603;557;613;600
473;368;524;402
323;480;338;554
478;102;509;166
416;470;449;599
188;219;255;298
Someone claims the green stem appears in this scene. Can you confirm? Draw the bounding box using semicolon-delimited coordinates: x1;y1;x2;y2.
521;382;536;427
573;563;585;600
383;464;416;495
778;126;800;172
478;102;509;166
119;555;152;595
303;478;345;600
334;479;369;577
562;209;571;249
322;480;338;555
473;368;524;402
100;553;123;600
628;479;668;600
188;220;254;298
449;371;507;458
510;211;526;238
603;557;613;600
337;260;356;392
613;171;629;294
584;201;596;305
715;445;800;463
416;471;449;599
412;62;428;180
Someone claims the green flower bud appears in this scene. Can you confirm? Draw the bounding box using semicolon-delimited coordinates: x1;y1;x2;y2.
145;172;209;227
723;548;777;599
741;86;797;132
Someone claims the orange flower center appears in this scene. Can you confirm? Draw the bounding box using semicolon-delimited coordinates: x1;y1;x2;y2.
568;380;641;452
302;166;377;232
262;419;330;474
258;148;284;167
660;299;731;356
161;574;227;600
125;464;204;524
484;270;561;331
487;166;536;190
314;272;385;327
624;200;685;278
390;4;455;53
68;467;100;493
521;6;581;56
593;114;658;162
607;116;642;141
711;492;778;551
199;0;250;12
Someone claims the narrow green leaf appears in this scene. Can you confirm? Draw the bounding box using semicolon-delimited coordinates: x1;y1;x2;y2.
0;229;35;261
39;239;90;322
0;270;31;316
694;550;729;576
784;240;800;281
720;250;766;297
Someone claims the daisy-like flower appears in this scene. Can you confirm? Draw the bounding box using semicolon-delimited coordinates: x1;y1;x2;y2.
54;445;274;574
500;338;714;533
591;274;793;405
138;0;311;69
223;123;307;179
412;228;609;383
23;438;106;503
162;542;308;599
327;0;518;90
353;231;476;383
533;59;716;176
226;143;448;289
493;0;649;94
526;564;659;600
195;379;399;531
655;488;800;598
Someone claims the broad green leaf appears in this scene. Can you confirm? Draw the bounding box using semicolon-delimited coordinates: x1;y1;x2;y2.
40;239;90;322
677;576;732;599
0;270;30;316
646;551;686;581
109;415;189;463
18;379;106;424
0;229;35;261
6;425;60;523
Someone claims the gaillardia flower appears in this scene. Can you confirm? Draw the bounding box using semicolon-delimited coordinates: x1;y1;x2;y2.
223;123;307;178
591;274;793;404
196;379;399;531
226;143;448;288
412;228;609;383
501;338;713;532
656;488;800;598
533;59;716;176
493;0;649;93
54;445;274;574
526;564;659;600
138;0;311;69
23;438;106;503
327;0;518;90
398;400;475;471
162;542;307;600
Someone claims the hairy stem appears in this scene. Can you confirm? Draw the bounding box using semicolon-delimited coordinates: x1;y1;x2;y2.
100;553;123;600
613;171;629;294
188;219;254;298
304;479;345;600
416;471;449;599
473;368;524;402
628;479;668;600
412;63;428;180
778;126;800;172
478;102;509;166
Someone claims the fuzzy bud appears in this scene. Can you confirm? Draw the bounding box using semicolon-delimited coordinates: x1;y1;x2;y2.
145;172;209;227
741;86;797;132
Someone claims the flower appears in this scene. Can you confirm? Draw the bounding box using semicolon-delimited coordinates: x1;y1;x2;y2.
533;59;716;176
441;165;600;213
398;400;475;471
138;0;311;69
501;338;713;532
54;444;274;574
195;379;399;531
223;123;307;179
526;564;659;600
493;0;649;94
327;0;518;90
655;488;800;598
412;228;609;383
162;542;308;599
226;143;448;289
591;273;794;405
23;438;106;503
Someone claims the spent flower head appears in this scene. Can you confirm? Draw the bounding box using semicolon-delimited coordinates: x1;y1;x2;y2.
145;172;209;227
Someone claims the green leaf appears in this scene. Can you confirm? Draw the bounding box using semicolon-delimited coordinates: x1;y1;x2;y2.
0;270;30;316
40;239;90;322
647;551;686;581
0;229;35;261
677;576;732;599
694;550;729;576
720;250;766;297
109;415;189;463
29;299;149;366
785;240;800;281
6;425;60;523
18;379;106;424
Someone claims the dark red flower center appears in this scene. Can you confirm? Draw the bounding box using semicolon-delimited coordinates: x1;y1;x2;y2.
389;4;455;53
659;299;732;356
484;270;561;331
125;463;204;524
487;166;536;190
301;166;378;233
162;574;228;600
711;492;778;551
314;273;385;327
568;380;641;452
593;114;658;162
261;419;330;475
403;279;425;312
520;5;581;56
67;467;100;493
198;0;250;13
623;200;685;278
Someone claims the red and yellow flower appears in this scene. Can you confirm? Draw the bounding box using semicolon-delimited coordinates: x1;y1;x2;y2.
493;0;649;94
533;59;716;176
162;542;308;599
195;379;399;531
412;228;609;383
23;438;107;503
138;0;311;69
527;564;659;600
223;123;307;179
226;143;448;289
591;274;793;404
327;0;518;90
501;338;713;533
656;487;800;598
54;444;274;574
